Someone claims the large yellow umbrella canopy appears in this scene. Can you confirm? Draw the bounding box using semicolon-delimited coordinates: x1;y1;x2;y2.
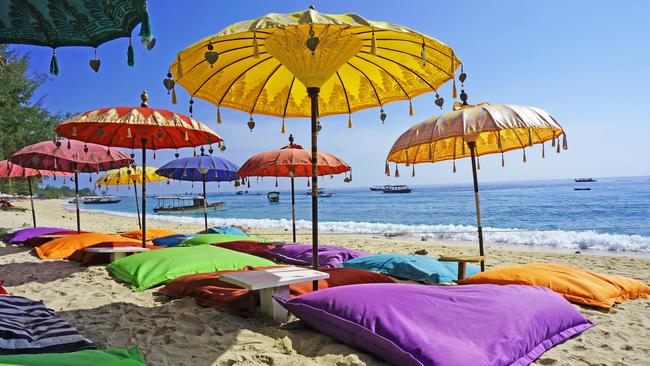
387;103;567;270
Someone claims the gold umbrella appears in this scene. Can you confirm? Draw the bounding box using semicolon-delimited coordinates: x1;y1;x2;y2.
169;6;461;288
96;166;168;229
387;103;567;270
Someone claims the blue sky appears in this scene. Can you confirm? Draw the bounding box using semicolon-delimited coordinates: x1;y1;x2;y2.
11;0;650;193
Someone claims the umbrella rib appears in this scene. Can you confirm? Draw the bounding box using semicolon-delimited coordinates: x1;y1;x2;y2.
335;71;352;115
355;36;454;60
282;76;296;119
365;47;452;78
191;52;270;96
360;51;438;90
250;63;283;114
186;45;266;74
346;61;383;106
354;54;410;99
217;56;275;105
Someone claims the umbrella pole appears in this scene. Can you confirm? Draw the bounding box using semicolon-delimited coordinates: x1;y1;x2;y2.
202;173;208;232
291;176;296;243
74;172;80;233
467;141;485;271
141;139;147;248
133;181;141;229
308;87;320;291
28;176;36;227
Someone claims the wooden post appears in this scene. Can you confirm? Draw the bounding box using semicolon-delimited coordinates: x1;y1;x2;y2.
202;172;208;232
74;172;80;233
291;175;296;243
307;87;320;291
140;139;147;248
467;141;485;271
28;176;36;227
133;180;141;229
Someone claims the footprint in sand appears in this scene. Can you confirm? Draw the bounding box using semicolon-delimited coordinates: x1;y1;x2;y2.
537;358;557;365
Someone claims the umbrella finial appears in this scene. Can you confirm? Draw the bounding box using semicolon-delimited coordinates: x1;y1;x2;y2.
288;134;294;145
141;90;149;108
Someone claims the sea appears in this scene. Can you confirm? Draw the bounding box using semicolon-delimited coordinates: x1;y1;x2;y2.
76;176;650;254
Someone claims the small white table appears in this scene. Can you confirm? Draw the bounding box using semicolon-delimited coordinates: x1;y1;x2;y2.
220;266;329;323
84;246;150;262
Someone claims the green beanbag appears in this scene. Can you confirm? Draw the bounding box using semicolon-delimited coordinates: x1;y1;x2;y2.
106;245;275;291
180;233;266;247
0;347;146;366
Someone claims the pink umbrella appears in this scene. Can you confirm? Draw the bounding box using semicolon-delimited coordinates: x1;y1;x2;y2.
0;160;72;228
10;140;133;232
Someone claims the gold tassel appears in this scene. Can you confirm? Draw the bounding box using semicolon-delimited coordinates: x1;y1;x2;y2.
385;161;390;176
528;129;533;147
461;141;466;156
523;149;527;163
552;132;556;147
542;143;545;158
370;30;378;55
497;132;503;151
562;134;568;150
171;88;177;104
501;153;505;167
176;55;183;79
253;31;260;58
411;165;415;177
452;50;457;99
429;145;433;160
409;100;414;116
126;127;132;138
452;160;456;173
405;151;410;167
217;107;222;124
420;39;426;66
394;164;400;178
281;119;286;134
452;79;457;99
348;115;352;128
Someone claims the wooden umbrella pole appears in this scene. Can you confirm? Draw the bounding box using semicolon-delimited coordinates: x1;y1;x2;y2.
28;176;36;227
307;87;320;291
468;141;485;271
133;181;141;229
202;172;208;232
140;139;147;248
74;172;80;233
291;175;296;243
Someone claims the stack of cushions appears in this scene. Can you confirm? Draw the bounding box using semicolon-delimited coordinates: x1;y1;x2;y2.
106;245;276;291
212;241;276;260
0;295;96;354
120;228;177;240
457;263;650;309
152;234;196;247
341;254;480;284
0;347;146;365
267;244;370;268
33;233;140;259
180;233;266;247
161;268;396;317
277;283;595;366
69;242;163;266
3;228;73;245
205;226;248;236
0;280;7;295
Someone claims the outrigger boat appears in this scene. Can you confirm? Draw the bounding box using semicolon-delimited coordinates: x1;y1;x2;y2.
574;178;596;182
79;196;122;204
370;185;412;193
305;188;333;197
267;191;280;202
153;196;225;213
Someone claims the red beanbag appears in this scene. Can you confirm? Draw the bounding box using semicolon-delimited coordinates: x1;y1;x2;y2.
0;280;7;295
69;241;164;266
212;241;276;260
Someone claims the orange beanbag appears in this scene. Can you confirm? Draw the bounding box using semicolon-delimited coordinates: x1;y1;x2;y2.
120;228;178;240
33;233;140;260
457;263;650;309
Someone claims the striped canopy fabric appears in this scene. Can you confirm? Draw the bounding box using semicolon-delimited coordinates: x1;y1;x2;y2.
156;155;239;182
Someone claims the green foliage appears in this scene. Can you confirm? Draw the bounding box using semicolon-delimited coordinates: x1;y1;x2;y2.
35;185;94;199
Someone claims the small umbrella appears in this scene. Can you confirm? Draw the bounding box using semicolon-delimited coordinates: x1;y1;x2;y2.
387;103;567;270
0;160;72;227
0;0;154;74
238;134;351;242
170;6;460;289
96;166;167;229
156;154;239;231
55;91;222;247
10;139;133;232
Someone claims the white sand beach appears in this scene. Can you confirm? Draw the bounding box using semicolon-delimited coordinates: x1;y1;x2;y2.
1;199;649;366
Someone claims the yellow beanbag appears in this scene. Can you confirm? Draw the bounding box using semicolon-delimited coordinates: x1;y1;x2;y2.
121;228;178;240
457;263;650;309
34;233;139;259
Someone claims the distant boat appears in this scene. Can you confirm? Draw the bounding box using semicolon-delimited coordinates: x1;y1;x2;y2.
80;196;121;204
371;185;412;193
267;191;280;202
574;187;592;191
574;178;596;182
305;188;333;197
369;186;384;191
153;196;224;213
236;191;243;195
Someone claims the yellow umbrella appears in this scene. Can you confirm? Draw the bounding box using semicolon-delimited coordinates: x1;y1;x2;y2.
387;103;568;270
169;6;461;288
96;166;168;229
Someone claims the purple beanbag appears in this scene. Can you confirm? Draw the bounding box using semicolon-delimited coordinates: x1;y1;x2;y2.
276;284;595;366
267;244;370;268
4;228;73;244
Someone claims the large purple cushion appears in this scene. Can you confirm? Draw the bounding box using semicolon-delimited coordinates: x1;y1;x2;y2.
276;284;595;366
267;244;370;268
4;228;73;244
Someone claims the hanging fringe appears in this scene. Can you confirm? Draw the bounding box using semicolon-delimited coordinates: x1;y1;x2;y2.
217;107;222;124
275;177;278;187
281;119;286;134
307;178;310;187
528;129;533;147
385;161;390;176
371;30;378;55
452;160;456;173
247;179;251;188
138;1;153;45
556;140;561;153
176;55;183;79
394;164;400;178
348;115;352;128
523;149;527;163
409;100;414;116
49;49;59;75
562;134;568;150
452;79;457;99
501;153;505;167
253;31;260;58
411;165;415;177
552;132;556;147
171;88;177;104
127;38;135;66
542;143;545;158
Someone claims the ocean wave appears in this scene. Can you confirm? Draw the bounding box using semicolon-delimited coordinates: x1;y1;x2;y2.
71;205;650;253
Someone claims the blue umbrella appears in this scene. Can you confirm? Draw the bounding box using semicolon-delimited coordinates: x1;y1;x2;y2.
156;155;239;230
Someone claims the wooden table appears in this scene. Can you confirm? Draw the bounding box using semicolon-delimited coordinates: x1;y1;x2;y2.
84;246;150;262
220;266;329;323
438;255;485;280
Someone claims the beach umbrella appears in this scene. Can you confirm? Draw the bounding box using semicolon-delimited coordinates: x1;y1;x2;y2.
387;103;567;270
0;0;154;74
156;154;239;231
55;91;223;247
238;134;351;242
9;140;133;232
169;6;460;288
96;166;167;229
0;160;72;227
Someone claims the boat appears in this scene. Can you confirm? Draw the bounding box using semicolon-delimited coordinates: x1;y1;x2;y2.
267;191;280;202
153;196;225;213
574;187;592;191
369;186;384;191
574;178;596;182
305;188;333;197
375;185;412;193
236;191;244;195
81;196;122;204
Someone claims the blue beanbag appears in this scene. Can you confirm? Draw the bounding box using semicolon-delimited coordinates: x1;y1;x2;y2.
341;254;480;284
152;234;196;247
206;226;248;236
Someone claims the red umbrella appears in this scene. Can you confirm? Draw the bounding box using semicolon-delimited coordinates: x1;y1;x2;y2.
238;134;351;242
55;91;223;247
10;140;133;232
0;160;72;227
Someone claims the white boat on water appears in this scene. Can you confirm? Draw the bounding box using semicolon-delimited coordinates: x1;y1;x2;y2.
153;196;225;214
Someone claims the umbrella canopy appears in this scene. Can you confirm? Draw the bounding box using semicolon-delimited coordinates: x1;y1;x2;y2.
170;6;460;290
0;0;154;74
96;166;166;186
0;160;72;228
387;103;567;270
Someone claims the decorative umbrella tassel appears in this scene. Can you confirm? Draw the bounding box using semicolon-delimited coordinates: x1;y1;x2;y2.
411;165;415;177
50;49;59;76
253;31;260;58
176;55;183;79
452;79;457;99
189;98;194;115
451;50;457;98
528;129;534;147
562;134;568;150
153;151;156;160
556;140;561;153
501;153;505;167
247;179;250;188
307;178;310;187
542;143;546;158
394;164;399;178
217;107;222;124
385;161;390;176
275;177;278;187
349;171;352;182
420;39;426;66
409;100;414;116
89;175;92;182
193;148;197;157
371;30;378;55
138;1;153;43
452;160;456;173
523;149;527;163
171;88;177;104
126;127;132;138
127;38;135;66
348;115;352;128
281;119;286;134
67;140;72;149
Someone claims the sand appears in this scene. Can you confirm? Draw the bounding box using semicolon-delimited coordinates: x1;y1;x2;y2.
1;199;649;366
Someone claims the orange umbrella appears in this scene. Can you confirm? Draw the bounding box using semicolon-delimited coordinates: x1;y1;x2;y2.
238;134;351;242
55;92;223;247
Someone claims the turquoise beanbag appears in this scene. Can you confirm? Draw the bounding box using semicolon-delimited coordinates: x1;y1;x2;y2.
106;245;275;291
0;347;146;365
206;226;248;236
341;254;480;284
179;233;266;247
152;234;196;247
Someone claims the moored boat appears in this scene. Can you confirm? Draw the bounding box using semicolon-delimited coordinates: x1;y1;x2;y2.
575;178;596;182
81;196;122;204
305;188;333;197
267;191;280;202
153;196;225;213
378;185;412;193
